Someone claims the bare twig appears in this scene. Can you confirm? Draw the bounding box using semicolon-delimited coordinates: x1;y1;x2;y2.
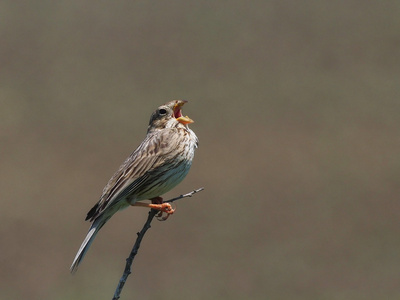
164;187;204;203
112;187;204;300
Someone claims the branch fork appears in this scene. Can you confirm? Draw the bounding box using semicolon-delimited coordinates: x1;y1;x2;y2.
112;187;204;300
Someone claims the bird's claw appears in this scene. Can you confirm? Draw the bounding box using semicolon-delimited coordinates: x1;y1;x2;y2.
155;203;175;221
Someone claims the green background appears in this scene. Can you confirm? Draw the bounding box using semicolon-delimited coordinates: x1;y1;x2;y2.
1;1;399;299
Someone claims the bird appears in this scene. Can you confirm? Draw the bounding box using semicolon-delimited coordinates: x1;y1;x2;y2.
70;100;198;273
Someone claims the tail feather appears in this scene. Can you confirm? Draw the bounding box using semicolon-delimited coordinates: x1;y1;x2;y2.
70;218;108;273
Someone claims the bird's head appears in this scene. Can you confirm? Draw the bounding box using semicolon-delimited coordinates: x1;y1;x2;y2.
148;100;194;131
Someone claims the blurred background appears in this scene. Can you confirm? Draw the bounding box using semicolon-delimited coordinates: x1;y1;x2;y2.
1;1;400;299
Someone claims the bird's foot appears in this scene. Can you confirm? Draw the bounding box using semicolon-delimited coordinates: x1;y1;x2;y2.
150;197;174;221
132;197;175;221
150;203;175;221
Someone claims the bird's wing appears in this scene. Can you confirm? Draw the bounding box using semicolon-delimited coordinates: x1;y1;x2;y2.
86;129;180;221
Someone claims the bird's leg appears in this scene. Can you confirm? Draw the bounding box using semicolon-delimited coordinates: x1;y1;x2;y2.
131;197;175;221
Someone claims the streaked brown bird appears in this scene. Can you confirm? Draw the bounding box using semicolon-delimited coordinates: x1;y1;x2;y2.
70;100;198;273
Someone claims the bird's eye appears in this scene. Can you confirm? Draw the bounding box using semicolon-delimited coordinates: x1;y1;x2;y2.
158;108;167;115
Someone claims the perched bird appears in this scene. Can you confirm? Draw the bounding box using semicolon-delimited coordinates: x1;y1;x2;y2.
70;100;198;273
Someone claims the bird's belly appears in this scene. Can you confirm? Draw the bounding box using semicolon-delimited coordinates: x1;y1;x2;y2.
135;159;193;201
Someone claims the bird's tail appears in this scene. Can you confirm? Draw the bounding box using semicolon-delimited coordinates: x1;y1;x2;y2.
70;217;109;274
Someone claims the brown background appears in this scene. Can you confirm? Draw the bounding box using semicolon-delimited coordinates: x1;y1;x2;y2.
1;1;400;299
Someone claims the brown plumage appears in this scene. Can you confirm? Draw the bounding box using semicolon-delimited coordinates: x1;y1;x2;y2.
70;100;198;273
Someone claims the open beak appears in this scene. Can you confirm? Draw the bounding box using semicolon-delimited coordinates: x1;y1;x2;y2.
173;100;194;125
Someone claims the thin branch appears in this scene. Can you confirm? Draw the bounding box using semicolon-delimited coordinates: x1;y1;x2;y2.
112;187;204;300
165;187;204;203
111;209;156;300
